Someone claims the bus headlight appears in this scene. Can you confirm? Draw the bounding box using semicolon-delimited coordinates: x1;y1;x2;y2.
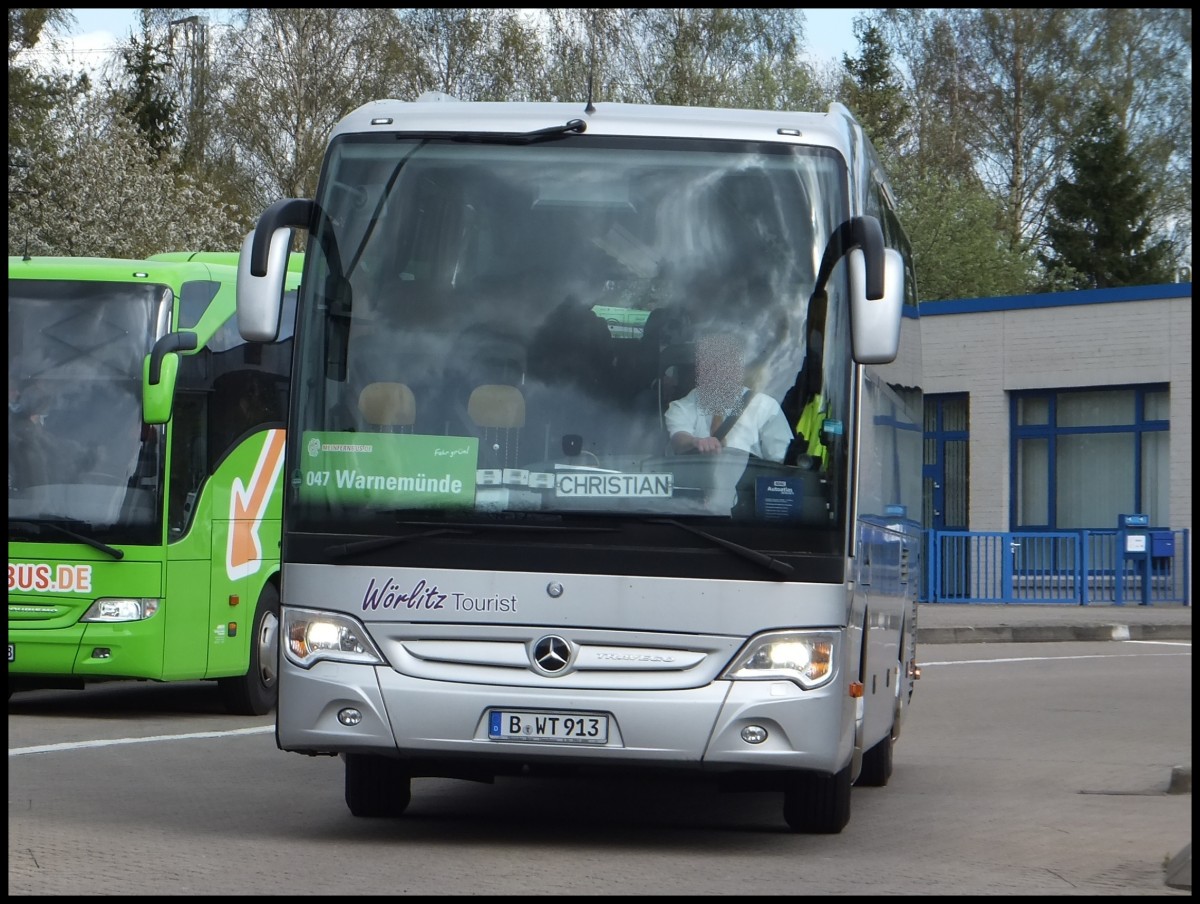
283;607;386;669
722;630;838;689
81;598;159;622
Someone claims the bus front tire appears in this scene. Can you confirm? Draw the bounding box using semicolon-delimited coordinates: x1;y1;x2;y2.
219;583;280;716
855;730;894;787
782;763;852;833
344;754;412;817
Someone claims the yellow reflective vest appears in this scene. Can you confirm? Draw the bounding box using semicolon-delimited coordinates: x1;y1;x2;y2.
794;393;828;469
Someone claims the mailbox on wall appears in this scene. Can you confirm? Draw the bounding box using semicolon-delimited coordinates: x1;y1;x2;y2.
1119;514;1175;559
1117;513;1176;606
1150;531;1175;559
1119;513;1149;554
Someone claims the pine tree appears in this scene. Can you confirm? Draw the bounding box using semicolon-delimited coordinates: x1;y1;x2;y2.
116;17;178;160
840;18;910;156
1041;98;1174;289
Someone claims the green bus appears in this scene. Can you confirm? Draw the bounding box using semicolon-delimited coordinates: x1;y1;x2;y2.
8;252;301;714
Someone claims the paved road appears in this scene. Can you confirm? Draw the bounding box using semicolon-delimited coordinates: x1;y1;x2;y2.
9;638;1190;895
9;602;1191;893
917;602;1193;892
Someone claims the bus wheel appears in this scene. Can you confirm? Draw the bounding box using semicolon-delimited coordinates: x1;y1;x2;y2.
344;754;412;817
219;583;280;716
782;764;852;833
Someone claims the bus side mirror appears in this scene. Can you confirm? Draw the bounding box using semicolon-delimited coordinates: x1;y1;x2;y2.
238;199;312;343
237;229;293;342
143;331;198;424
849;247;904;364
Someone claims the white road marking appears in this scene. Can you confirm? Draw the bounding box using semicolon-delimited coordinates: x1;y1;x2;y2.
921;643;1190;667
9;724;273;756
10;643;1188;755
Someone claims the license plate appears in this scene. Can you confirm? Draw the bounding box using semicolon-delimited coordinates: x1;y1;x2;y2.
488;710;609;744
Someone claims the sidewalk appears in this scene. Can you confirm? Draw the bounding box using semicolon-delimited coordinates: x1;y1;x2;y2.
917;602;1191;645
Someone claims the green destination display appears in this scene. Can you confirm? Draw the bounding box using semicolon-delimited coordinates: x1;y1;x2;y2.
300;432;479;507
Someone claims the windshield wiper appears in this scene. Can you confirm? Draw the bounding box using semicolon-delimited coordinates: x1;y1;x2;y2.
647;518;793;579
327;527;471;560
326;519;620;561
451;119;587;145
396;519;619;533
10;519;124;560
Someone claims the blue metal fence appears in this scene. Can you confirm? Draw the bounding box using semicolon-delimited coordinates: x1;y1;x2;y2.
922;528;1190;605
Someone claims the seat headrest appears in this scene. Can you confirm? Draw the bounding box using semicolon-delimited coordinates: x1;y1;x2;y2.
467;384;526;428
358;382;416;427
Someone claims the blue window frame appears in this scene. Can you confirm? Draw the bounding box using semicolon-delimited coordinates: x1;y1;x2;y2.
1010;385;1169;530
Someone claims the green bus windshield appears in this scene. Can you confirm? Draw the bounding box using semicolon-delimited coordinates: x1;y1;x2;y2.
9;277;169;544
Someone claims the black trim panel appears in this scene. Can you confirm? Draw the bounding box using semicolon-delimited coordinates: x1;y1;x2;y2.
284;530;845;584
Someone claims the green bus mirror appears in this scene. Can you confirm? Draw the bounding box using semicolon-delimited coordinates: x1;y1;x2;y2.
143;353;177;424
143;331;198;424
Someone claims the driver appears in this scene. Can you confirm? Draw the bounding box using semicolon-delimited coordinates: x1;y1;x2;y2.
664;331;791;462
9;379;55;491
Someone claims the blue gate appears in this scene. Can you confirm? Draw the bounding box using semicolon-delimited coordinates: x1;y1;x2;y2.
925;529;1189;605
928;531;1080;603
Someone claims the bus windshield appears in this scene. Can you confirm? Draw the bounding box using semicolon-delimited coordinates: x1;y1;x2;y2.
8;279;167;541
292;135;853;546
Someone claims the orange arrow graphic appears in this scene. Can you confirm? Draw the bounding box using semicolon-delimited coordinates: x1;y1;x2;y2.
227;429;286;580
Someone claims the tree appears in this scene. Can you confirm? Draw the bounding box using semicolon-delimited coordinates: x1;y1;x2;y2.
1040;99;1174;289
894;161;1033;300
952;9;1086;259
9;8;88;171
114;11;178;158
852;11;1037;300
873;9;976;179
9;7;1188;289
540;8;816;110
212;8;412;209
872;7;1189;296
8;8;75;107
538;8;626;104
1072;8;1191;279
839;17;909;158
399;8;544;101
7;91;242;258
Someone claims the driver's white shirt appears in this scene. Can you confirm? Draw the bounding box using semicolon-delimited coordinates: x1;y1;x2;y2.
664;388;792;463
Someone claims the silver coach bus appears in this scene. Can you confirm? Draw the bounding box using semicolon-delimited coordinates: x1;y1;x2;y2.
236;96;923;834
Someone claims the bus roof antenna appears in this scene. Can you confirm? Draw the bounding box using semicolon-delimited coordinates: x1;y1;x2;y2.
585;12;596;114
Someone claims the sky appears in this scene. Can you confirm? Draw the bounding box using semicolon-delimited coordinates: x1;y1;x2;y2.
36;8;866;75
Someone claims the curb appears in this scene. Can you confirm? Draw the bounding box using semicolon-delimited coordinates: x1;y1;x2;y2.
917;624;1192;645
1168;765;1192;795
1166;841;1191;891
